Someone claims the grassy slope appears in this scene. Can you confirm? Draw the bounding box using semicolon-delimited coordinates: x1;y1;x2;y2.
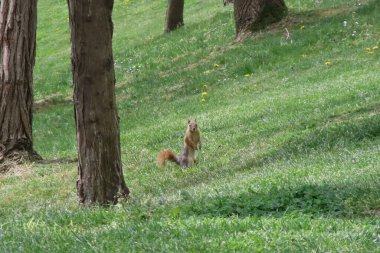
1;0;380;252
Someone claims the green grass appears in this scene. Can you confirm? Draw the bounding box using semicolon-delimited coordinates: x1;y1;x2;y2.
1;0;380;252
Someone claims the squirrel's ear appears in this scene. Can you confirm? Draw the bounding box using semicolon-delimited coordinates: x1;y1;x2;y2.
194;119;197;122
188;119;191;124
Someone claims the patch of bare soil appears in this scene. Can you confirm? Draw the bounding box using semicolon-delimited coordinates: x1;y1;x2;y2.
0;156;77;179
34;93;72;112
36;158;78;165
316;7;354;18
0;160;32;179
367;209;380;216
0;146;42;177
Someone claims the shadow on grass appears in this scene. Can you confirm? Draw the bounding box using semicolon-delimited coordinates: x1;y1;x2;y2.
162;109;380;218
173;182;379;218
249;108;380;168
147;107;380;196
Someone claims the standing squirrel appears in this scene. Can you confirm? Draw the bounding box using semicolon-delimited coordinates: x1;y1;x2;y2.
157;119;201;168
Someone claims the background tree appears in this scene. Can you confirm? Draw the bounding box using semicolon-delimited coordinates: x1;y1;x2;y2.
67;0;130;206
165;0;184;33
0;0;40;168
234;0;287;39
224;0;233;6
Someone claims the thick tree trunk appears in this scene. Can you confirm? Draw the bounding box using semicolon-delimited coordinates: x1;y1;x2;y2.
164;0;184;33
234;0;287;38
67;0;129;206
0;0;40;167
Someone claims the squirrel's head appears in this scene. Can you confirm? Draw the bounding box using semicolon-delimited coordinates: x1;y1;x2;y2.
187;119;198;132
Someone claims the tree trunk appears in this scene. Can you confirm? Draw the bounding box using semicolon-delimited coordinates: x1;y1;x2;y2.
234;0;287;38
67;0;129;206
164;0;184;33
0;0;40;168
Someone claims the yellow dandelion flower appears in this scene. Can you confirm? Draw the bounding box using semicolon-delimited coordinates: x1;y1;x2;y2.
367;51;374;54
201;98;206;102
373;45;379;50
201;91;208;96
366;47;372;52
244;73;252;77
325;60;332;65
213;63;220;68
300;25;305;30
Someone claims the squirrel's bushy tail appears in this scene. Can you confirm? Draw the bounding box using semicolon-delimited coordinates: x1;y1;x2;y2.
157;150;179;168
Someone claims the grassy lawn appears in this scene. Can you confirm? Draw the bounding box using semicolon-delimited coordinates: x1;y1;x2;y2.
1;0;380;252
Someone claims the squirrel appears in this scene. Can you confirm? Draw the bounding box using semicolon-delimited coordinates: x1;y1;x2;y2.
157;119;201;168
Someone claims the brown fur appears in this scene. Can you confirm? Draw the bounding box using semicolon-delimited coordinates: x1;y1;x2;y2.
157;150;178;168
157;119;201;168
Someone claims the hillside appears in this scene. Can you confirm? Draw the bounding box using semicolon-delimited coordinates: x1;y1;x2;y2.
1;0;380;252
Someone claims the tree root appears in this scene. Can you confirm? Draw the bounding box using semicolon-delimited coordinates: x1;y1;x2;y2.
0;146;42;174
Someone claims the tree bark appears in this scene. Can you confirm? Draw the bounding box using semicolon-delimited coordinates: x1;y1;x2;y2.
0;0;40;167
164;0;184;33
234;0;287;38
67;0;129;206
